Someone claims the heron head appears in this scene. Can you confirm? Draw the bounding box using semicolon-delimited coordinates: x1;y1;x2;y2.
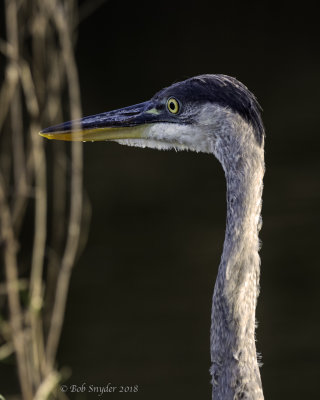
40;74;264;156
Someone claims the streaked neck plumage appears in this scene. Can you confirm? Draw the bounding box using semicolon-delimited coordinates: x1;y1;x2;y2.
210;116;265;400
116;108;265;399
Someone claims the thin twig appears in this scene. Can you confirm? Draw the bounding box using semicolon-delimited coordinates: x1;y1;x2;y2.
44;0;83;371
0;279;28;296
33;370;61;400
26;32;48;387
0;64;19;133
0;0;103;397
5;0;27;203
0;342;14;360
0;173;33;400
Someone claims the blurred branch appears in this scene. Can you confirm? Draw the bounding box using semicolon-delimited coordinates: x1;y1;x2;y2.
0;279;28;296
0;0;101;398
0;173;32;400
5;0;27;208
0;342;14;361
33;370;61;400
0;60;19;133
44;0;83;371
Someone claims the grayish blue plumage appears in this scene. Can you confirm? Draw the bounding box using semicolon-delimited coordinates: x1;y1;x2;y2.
41;74;265;400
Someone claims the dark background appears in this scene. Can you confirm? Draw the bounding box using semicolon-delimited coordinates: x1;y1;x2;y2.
3;0;320;399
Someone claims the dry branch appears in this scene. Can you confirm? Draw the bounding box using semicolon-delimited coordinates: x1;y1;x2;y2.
0;0;95;398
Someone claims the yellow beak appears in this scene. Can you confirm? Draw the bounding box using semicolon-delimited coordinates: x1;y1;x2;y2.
40;101;160;142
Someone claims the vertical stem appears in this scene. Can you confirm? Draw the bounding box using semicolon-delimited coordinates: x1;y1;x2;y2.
45;0;83;371
28;5;48;382
29;125;47;385
5;0;27;199
0;174;33;400
1;0;93;396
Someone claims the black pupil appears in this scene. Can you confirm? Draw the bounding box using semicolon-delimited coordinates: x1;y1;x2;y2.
170;101;176;110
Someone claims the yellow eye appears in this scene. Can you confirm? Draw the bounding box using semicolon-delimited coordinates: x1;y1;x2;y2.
167;97;180;114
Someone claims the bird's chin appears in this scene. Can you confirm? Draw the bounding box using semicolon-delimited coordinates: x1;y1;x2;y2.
115;123;211;153
114;138;190;152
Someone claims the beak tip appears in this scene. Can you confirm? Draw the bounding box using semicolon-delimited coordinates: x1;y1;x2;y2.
39;131;50;139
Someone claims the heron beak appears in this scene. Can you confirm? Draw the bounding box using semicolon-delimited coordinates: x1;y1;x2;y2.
39;100;161;141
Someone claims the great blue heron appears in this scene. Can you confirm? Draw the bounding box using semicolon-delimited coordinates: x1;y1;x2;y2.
41;74;265;400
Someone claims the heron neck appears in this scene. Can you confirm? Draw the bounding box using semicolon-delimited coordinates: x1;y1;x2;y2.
210;148;265;399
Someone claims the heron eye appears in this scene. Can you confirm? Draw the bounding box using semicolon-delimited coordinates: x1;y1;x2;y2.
167;97;180;114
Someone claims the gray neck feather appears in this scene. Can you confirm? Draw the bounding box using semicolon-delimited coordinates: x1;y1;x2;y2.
116;105;265;399
210;116;265;400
